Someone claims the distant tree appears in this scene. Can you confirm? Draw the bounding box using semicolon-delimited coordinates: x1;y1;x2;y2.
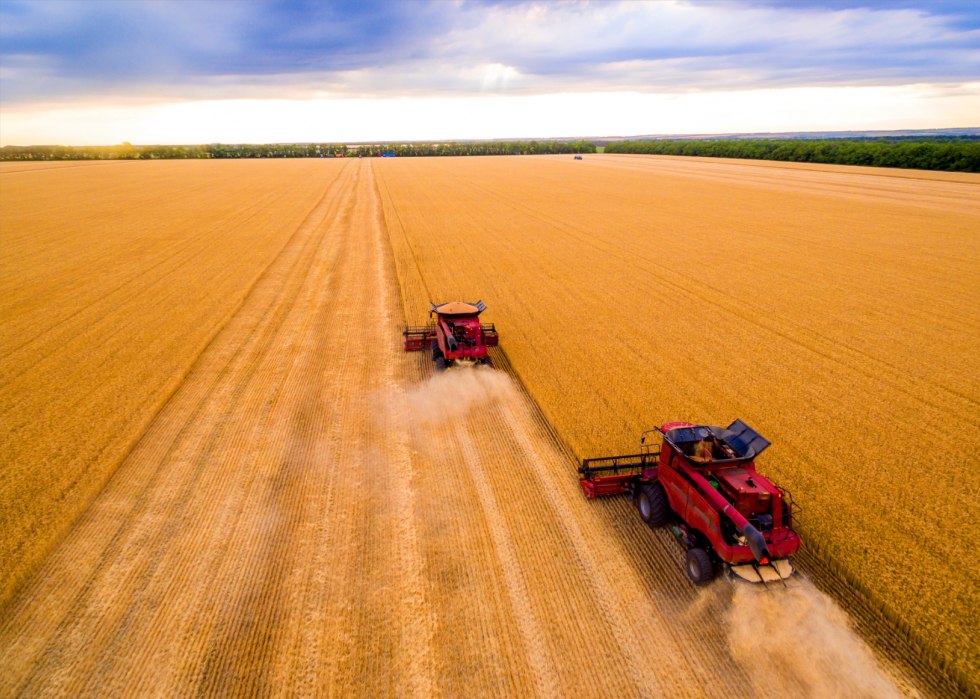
604;138;978;173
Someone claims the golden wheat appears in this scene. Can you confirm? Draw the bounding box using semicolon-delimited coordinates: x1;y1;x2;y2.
1;157;967;699
375;153;980;694
3;159;753;699
0;158;341;609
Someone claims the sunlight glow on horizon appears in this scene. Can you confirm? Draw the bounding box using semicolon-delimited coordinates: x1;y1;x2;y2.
3;83;978;147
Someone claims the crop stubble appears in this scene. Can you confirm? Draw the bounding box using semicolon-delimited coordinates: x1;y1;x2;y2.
0;157;967;698
374;154;979;697
0;159;341;611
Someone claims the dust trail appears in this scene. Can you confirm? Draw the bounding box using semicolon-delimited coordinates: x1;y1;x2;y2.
383;367;564;697
394;364;516;426
387;366;909;698
724;583;904;698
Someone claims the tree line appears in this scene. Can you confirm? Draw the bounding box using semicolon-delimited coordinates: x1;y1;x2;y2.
603;137;979;173
349;140;595;157
0;140;595;161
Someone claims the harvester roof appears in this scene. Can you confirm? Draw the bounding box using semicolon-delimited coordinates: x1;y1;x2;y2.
430;300;487;318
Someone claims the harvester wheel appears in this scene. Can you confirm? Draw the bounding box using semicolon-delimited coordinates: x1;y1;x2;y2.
686;549;714;585
435;356;448;372
430;339;443;361
637;483;669;528
482;356;494;368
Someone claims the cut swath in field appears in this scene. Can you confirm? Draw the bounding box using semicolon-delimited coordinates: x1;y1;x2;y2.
0;159;349;611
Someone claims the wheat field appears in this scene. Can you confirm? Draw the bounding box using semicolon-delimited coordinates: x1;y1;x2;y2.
0;159;349;611
375;153;980;694
0;156;975;698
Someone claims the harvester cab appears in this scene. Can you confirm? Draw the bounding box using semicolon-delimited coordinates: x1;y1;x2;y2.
403;300;499;371
580;419;810;590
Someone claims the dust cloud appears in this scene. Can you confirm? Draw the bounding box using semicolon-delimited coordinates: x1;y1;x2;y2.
724;583;904;699
387;367;908;699
393;365;518;427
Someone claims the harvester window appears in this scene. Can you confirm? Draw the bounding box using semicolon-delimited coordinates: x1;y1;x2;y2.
691;441;713;463
687;436;723;464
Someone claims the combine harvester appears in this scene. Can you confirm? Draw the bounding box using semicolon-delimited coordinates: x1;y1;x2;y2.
580;420;810;589
403;301;498;370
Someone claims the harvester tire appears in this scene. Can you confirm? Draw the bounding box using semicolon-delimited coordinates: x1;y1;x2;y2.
637;483;669;528
686;549;714;585
431;339;443;361
482;356;494;368
435;356;448;372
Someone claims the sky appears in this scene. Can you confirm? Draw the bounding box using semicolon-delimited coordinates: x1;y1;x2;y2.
1;0;978;145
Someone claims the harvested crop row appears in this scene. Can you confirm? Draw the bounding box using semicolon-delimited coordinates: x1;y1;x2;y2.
0;158;348;611
0;160;407;696
374;154;980;696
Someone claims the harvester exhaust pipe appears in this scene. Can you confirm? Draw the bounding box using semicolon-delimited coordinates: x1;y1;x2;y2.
681;465;773;564
741;523;772;564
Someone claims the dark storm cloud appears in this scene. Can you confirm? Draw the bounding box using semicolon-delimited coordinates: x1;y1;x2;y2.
1;0;978;104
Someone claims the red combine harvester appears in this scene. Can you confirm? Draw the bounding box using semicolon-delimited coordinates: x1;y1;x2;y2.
403;301;499;370
580;420;809;589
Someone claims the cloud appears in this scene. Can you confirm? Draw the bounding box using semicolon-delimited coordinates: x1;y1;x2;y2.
1;0;978;105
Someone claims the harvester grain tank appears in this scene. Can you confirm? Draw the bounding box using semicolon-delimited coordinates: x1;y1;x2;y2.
579;420;809;588
403;301;498;370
